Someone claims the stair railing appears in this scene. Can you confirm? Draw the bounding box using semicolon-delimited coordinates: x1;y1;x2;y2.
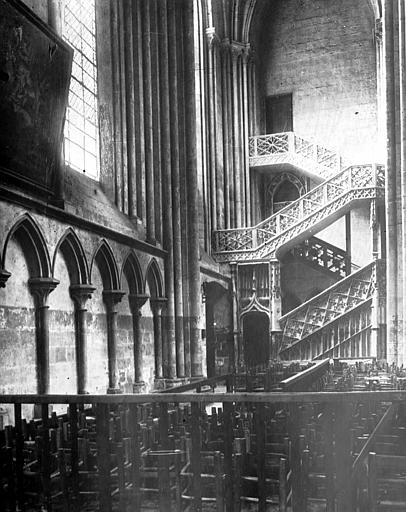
213;164;385;261
249;132;345;178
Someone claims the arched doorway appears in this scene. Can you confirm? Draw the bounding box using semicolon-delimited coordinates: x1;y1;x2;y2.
242;312;270;368
265;172;306;217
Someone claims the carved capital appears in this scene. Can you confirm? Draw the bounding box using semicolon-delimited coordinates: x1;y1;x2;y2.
150;297;167;316
230;42;244;61
70;284;95;310
241;43;251;65
129;293;149;315
29;277;59;307
103;289;125;312
375;18;382;43
206;27;217;48
0;269;11;288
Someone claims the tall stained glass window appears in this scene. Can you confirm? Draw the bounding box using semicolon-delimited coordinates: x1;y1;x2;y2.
63;0;99;178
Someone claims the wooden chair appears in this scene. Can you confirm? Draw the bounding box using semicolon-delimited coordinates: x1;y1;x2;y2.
368;452;406;512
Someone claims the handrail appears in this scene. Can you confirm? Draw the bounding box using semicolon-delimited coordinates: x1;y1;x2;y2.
351;403;397;477
281;299;372;358
279;261;375;327
279;359;331;392
289;235;355;277
249;132;345;178
2;390;406;404
159;373;234;393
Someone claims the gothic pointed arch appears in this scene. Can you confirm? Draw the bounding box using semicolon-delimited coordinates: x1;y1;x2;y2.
2;213;51;278
145;259;164;298
266;172;306;215
52;228;89;285
90;240;120;290
122;251;144;295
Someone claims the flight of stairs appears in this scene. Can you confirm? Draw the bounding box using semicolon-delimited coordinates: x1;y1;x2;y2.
212;132;385;361
213;162;384;262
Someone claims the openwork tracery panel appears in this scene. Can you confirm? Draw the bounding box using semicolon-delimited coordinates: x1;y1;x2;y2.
212;165;385;262
249;132;344;179
279;261;378;353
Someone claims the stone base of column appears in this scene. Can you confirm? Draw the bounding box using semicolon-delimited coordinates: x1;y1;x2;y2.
107;387;122;394
163;378;188;389
133;381;147;394
189;375;205;381
154;378;166;391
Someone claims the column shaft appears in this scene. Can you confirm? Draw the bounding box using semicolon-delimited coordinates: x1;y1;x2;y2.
207;31;217;232
242;49;251;226
133;0;146;220
151;0;162;243
141;0;156;243
103;290;125;393
231;47;242;227
221;44;231;229
123;0;137;217
110;1;123;210
185;0;202;377
29;278;58;395
384;0;399;364
159;0;177;380
70;285;94;395
168;0;185;377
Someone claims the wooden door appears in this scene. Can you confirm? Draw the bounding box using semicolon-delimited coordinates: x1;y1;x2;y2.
266;94;293;134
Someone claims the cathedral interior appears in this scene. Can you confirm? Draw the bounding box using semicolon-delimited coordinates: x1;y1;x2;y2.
1;0;406;510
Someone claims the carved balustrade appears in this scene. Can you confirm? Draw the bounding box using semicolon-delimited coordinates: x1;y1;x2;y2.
280;302;373;361
249;132;346;178
212;164;385;262
278;261;382;353
288;236;354;278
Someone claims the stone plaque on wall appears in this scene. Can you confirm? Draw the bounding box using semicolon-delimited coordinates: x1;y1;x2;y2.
0;0;72;197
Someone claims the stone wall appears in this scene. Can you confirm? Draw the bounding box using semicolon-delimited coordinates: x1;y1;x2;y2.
259;0;378;163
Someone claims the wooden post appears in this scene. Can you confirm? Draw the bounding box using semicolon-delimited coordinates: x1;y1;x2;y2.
323;404;335;512
368;452;377;512
288;403;303;511
69;403;79;511
191;402;202;511
223;401;234;511
279;457;287;512
41;404;51;511
255;404;267;512
159;403;169;449
14;403;25;511
335;401;352;512
96;403;112;512
129;405;141;510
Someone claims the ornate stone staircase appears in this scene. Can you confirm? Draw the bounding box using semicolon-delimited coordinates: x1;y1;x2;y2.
285;235;358;279
212;163;385;262
212;132;385;360
278;261;384;360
